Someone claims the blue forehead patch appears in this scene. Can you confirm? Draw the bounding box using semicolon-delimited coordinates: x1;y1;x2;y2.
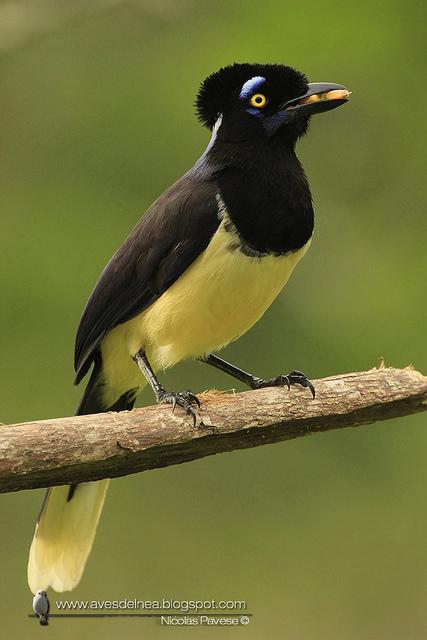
239;76;266;100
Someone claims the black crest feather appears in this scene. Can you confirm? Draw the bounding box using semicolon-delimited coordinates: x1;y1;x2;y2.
195;62;308;129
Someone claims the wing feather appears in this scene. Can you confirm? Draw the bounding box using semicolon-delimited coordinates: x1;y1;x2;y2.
74;176;219;383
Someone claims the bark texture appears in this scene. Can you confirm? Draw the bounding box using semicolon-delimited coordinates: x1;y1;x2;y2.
1;366;426;493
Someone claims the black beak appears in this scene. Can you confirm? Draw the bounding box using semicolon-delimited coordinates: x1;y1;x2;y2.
281;82;351;118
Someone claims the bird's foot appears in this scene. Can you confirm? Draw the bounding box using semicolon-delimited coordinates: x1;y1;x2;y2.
157;389;201;426
251;370;315;398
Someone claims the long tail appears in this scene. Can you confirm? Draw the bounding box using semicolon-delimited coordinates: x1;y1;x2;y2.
28;355;138;593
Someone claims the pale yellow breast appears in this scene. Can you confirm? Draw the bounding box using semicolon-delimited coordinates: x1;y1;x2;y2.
124;221;311;369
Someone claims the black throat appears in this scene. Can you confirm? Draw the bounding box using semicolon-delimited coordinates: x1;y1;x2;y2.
209;138;314;256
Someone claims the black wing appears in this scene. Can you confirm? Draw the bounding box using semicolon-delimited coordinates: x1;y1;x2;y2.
74;175;220;383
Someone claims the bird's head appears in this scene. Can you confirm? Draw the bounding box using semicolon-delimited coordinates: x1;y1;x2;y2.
36;590;47;596
196;63;350;146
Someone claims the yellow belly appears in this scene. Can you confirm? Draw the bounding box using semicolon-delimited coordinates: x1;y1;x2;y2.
100;222;311;403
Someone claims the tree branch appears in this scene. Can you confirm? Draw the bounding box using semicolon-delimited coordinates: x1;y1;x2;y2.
1;366;426;494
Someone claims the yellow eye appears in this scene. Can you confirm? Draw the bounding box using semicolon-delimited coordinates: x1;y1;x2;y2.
250;93;268;108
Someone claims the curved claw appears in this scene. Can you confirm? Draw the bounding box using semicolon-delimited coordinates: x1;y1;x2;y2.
186;390;201;408
306;380;316;399
186;404;197;428
252;370;315;398
272;375;291;389
287;370;316;398
158;389;200;426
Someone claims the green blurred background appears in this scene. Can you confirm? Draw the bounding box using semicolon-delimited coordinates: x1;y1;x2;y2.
1;0;426;637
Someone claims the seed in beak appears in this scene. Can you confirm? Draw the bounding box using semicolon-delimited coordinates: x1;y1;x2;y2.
298;89;351;106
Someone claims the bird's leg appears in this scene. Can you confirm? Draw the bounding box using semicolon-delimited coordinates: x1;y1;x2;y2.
201;353;315;398
133;349;200;425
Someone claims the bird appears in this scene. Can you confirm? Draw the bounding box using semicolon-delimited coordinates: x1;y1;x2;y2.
27;62;350;594
32;590;49;625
